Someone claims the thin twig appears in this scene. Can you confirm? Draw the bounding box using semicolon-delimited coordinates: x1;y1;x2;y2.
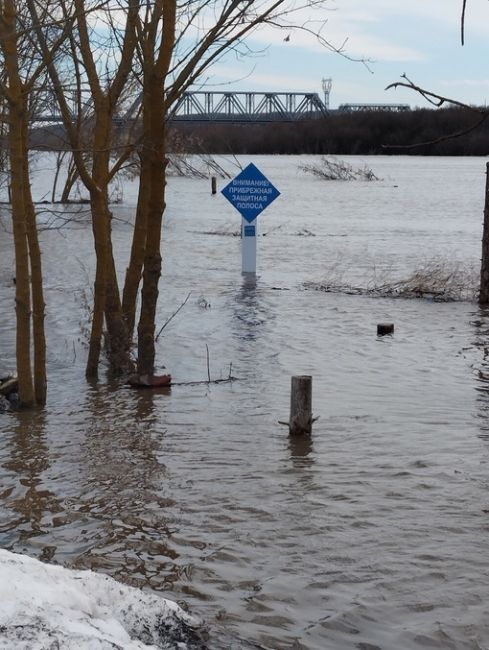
169;359;238;387
206;344;211;382
461;0;467;45
155;291;191;341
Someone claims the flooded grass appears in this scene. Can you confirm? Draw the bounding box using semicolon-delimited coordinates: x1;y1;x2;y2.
306;258;479;302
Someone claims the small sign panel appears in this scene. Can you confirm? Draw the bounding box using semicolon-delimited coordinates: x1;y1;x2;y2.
244;225;255;237
221;163;280;223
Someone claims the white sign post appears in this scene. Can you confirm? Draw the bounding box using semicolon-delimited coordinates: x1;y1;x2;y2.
241;218;257;274
221;163;280;275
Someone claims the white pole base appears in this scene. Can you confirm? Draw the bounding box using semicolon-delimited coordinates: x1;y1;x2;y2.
241;217;257;274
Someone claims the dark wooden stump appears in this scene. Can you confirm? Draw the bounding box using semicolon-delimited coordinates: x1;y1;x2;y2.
289;375;312;435
377;323;394;336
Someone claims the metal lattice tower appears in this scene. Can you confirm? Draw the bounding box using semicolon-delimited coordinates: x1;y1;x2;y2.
322;78;332;111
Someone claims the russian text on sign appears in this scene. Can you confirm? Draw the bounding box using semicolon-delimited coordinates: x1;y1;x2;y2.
221;163;280;223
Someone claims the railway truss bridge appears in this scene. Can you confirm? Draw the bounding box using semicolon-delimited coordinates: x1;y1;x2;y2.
31;91;411;124
169;90;328;122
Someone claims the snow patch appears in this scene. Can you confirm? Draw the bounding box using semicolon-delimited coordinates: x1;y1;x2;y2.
0;549;206;650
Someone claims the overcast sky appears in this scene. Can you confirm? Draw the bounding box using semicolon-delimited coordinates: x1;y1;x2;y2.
207;0;489;109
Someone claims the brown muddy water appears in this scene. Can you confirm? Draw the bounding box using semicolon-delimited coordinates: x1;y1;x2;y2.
2;155;489;649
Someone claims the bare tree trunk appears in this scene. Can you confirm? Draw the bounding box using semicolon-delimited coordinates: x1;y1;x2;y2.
85;188;108;378
26;0;138;378
86;191;133;377
2;0;35;406
60;156;79;203
135;0;176;376
85;103;133;376
85;278;105;377
137;95;167;375
23;126;46;405
85;98;111;377
105;249;133;375
51;151;64;203
480;162;489;304
10;114;34;406
122;154;149;341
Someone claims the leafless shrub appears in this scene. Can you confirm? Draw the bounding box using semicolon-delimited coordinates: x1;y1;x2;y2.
166;129;235;179
167;152;235;179
305;258;479;302
300;156;380;181
117;128;241;181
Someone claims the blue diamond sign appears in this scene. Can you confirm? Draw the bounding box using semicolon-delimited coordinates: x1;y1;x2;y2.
221;163;280;223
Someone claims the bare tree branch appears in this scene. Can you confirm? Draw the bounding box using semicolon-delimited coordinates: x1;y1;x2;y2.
385;74;486;112
461;0;467;45
384;74;489;150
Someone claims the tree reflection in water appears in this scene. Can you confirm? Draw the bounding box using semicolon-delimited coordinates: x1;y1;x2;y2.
1;409;63;560
471;307;489;440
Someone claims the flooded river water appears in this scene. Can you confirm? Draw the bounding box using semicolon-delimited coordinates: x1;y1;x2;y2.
2;155;489;649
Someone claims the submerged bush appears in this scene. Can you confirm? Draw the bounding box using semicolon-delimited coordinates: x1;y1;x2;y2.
299;156;380;181
305;259;479;302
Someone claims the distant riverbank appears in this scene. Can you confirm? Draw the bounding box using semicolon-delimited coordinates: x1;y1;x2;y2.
171;106;489;156
30;105;489;157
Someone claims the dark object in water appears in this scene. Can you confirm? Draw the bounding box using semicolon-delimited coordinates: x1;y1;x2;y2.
128;374;172;388
377;323;394;336
0;395;10;412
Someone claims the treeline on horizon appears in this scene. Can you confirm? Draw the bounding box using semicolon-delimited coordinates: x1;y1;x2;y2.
173;106;489;156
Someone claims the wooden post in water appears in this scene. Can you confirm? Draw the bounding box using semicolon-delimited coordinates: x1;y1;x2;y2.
289;375;312;435
377;323;394;335
480;162;489;304
211;176;217;195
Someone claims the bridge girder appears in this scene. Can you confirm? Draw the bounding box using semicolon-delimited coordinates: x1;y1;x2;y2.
30;93;414;124
171;90;328;122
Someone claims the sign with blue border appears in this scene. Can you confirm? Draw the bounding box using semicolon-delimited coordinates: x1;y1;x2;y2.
221;163;280;223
